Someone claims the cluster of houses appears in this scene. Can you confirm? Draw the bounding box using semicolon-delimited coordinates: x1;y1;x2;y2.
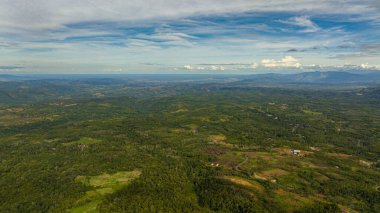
291;149;301;155
290;146;321;156
49;102;77;107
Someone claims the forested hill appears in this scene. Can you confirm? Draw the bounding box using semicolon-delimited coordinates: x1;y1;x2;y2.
1;71;380;107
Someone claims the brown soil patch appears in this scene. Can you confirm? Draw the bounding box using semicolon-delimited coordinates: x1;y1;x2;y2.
253;173;267;181
243;152;256;157
216;152;244;169
5;107;24;112
223;176;264;192
202;147;228;156
209;134;226;142
359;160;373;167
209;134;234;148
326;153;352;159
257;169;289;179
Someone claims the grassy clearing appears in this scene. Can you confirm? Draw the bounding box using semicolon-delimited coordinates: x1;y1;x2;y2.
71;170;141;212
217;152;246;169
209;134;226;142
63;137;102;146
195;116;211;122
209;134;235;148
223;176;264;193
326;152;352;159
79;170;141;188
71;200;101;213
302;109;323;115
274;189;316;212
0;114;46;126
257;169;289;180
171;108;188;113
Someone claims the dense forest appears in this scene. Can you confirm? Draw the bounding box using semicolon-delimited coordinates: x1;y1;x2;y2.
0;75;379;212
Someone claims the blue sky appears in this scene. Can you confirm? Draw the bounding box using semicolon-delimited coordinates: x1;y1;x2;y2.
0;0;380;74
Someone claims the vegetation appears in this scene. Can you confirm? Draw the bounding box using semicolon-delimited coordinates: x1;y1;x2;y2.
0;76;379;212
72;170;141;212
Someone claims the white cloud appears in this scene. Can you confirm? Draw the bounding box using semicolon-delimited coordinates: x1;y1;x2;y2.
298;63;380;71
249;63;258;69
360;63;380;70
0;0;378;73
361;63;370;69
183;65;195;70
0;0;375;33
279;16;320;32
135;30;197;47
210;65;225;71
261;56;302;68
183;64;225;71
179;60;380;73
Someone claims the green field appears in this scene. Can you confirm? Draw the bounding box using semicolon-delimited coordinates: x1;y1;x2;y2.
72;170;141;212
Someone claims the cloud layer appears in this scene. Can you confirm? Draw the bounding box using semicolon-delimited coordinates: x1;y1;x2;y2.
181;56;380;72
279;16;320;32
0;0;379;73
261;56;302;68
0;0;376;31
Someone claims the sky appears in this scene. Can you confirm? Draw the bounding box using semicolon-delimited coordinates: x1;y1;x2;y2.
0;0;380;74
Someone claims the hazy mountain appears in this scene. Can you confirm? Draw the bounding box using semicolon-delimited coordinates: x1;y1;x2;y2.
237;71;380;85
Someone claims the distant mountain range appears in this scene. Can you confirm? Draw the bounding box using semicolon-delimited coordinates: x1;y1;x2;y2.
1;71;380;85
235;71;380;85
